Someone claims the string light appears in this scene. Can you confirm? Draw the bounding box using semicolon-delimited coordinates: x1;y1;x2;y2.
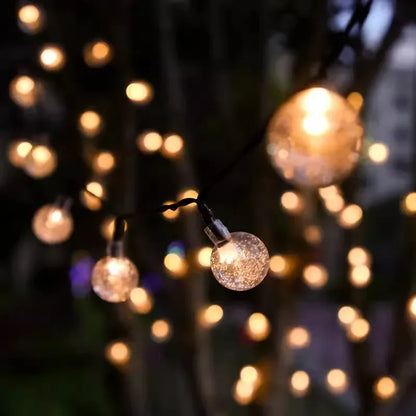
267;87;363;188
347;91;364;112
83;41;113;67
39;44;65;71
177;189;198;211
129;287;153;314
303;225;322;245
151;319;172;343
349;265;372;288
346;318;370;342
32;201;73;244
163;253;188;278
302;264;328;288
8;140;33;167
324;193;345;214
269;254;294;278
161;200;180;221
105;341;131;366
368;143;389;164
198;304;224;328
101;217;128;241
161;134;184;158
286;326;310;349
245;313;270;341
374;377;397;400
318;185;340;200
347;247;371;266
401;192;416;215
406;296;416;320
137;131;163;153
126;80;153;104
240;365;262;387
17;4;44;34
338;204;363;229
338;305;360;327
233;379;256;405
326;369;348;394
290;371;310;397
91;238;139;303
79;110;102;137
80;190;102;211
9;75;39;107
196;247;212;268
24;144;57;178
92;151;115;174
280;191;304;214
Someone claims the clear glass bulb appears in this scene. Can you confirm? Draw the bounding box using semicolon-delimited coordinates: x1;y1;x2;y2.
91;242;139;303
32;204;73;244
266;87;364;188
210;232;269;291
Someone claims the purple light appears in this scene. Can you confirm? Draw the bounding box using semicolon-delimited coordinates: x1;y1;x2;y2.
69;256;95;297
141;273;163;294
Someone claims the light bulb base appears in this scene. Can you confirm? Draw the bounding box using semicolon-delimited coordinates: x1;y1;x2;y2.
204;219;231;246
107;240;124;257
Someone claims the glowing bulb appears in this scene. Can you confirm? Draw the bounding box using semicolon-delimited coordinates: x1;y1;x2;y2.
129;287;153;314
349;265;371;288
374;377;397;400
151;319;172;343
406;296;416;320
303;225;322;245
161;200;180;220
126;80;153;104
39;44;65;71
346;318;370;342
10;75;39;107
80;190;102;211
240;365;262;386
164;253;188;277
338;306;360;327
286;327;310;349
137;131;163;153
280;191;304;214
196;247;212;268
302;264;328;288
401;192;416;215
101;217;128;241
161;134;184;158
198;304;224;328
290;371;310;397
92;151;115;174
267;87;363;188
32;204;73;244
318;185;340;200
368;143;389;164
233;379;255;405
24;145;57;178
324;194;345;214
83;41;113;67
91;242;139;302
79;110;102;137
105;341;131;366
326;369;348;394
348;247;371;266
347;92;364;112
18;4;44;34
338;204;363;229
8;140;33;167
245;313;270;341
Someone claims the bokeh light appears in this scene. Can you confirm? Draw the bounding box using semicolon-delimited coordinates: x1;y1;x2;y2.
338;204;363;229
196;247;212;268
406;295;416;320
374;377;397;400
233;379;255;405
402;192;416;215
346;318;370;342
137;131;163;153
151;319;172;343
8;140;33;167
368;143;389;164
347;91;364;112
126;80;153;104
245;313;270;341
129;287;153;314
198;304;224;329
338;305;360;327
18;4;44;34
161;200;180;221
24;144;57;178
286;326;310;349
83;41;113;67
164;253;188;277
303;225;322;245
326;369;348;394
161;134;184;158
349;265;372;288
348;247;371;266
79;110;102;137
92;151;115;174
302;264;328;288
290;371;310;397
105;341;131;366
9;75;39;107
39;44;65;71
280;191;304;214
100;217;128;241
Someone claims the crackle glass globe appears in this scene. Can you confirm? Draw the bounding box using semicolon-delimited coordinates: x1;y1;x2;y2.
210;232;269;291
266;87;364;188
92;257;139;302
32;204;73;244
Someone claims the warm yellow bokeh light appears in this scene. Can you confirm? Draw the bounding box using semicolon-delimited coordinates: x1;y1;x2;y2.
151;319;172;343
401;192;416;215
368;143;389;165
164;253;188;277
8;140;33;167
281;191;304;214
302;264;328;288
406;296;416;320
338;204;363;229
240;365;261;386
100;217;127;241
269;254;293;278
324;193;345;214
80;190;102;211
129;287;153;314
303;225;322;245
198;304;224;328
161;200;180;221
245;313;270;341
347;318;370;342
39;44;65;71
286;326;310;349
374;377;397;400
137;131;163;153
338;306;360;327
177;189;198;211
326;369;348;394
126;81;153;104
302;113;329;136
347;92;364;112
161;134;184;158
349;265;372;288
10;75;38;107
196;247;212;268
233;379;255;405
318;185;340;200
348;247;371;266
24;145;57;178
86;181;104;198
290;371;310;397
79;110;102;137
92;151;115;174
105;341;131;366
303;87;331;113
83;41;113;67
18;4;44;34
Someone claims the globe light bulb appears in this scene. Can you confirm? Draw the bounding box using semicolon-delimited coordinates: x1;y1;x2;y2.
24;144;57;178
39;44;65;71
32;202;73;244
205;219;269;291
9;75;39;107
91;241;139;302
17;4;45;34
266;87;364;187
8;140;33;167
83;41;113;67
